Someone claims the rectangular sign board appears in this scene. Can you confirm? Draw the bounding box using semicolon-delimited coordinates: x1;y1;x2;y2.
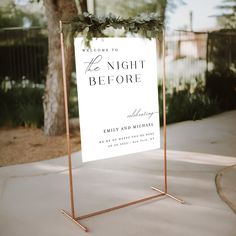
74;37;160;162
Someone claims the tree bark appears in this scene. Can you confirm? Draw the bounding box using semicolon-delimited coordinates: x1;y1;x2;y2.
79;0;88;13
43;0;77;135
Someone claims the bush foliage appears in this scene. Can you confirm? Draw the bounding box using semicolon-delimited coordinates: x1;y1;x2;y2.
206;29;236;110
0;78;221;128
158;80;221;126
0;84;44;127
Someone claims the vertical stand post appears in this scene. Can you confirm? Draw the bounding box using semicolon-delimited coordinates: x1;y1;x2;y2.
162;29;168;194
151;29;184;204
60;21;88;232
59;20;75;219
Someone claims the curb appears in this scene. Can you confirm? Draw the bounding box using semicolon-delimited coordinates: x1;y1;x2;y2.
215;164;236;214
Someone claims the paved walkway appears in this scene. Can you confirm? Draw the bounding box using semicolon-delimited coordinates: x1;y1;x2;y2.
165;110;236;214
164;110;236;157
0;110;235;236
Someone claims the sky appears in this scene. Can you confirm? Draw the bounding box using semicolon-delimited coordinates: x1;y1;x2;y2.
168;0;222;31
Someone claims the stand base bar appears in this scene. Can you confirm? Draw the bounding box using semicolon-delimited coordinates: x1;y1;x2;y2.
151;186;185;204
60;210;88;232
76;193;165;221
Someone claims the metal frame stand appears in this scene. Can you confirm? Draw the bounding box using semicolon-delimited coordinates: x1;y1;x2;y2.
151;29;184;205
59;21;184;232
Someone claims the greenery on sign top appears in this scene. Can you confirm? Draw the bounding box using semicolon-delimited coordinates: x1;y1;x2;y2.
65;13;163;46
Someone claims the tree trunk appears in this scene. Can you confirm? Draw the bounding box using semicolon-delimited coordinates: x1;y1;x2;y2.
43;0;77;135
79;0;88;13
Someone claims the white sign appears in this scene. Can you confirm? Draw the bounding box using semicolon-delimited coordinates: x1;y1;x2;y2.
74;37;160;162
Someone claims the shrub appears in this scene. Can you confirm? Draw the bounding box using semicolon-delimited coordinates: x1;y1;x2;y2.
206;29;236;110
158;80;221;126
69;83;79;118
0;78;222;129
0;84;44;127
206;69;236;110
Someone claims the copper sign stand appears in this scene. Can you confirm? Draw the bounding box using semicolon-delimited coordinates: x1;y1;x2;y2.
59;20;184;233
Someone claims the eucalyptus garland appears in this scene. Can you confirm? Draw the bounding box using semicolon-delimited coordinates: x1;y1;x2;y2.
63;12;163;46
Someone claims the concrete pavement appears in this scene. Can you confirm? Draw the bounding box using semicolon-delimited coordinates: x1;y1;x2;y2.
0;110;236;236
164;110;236;157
